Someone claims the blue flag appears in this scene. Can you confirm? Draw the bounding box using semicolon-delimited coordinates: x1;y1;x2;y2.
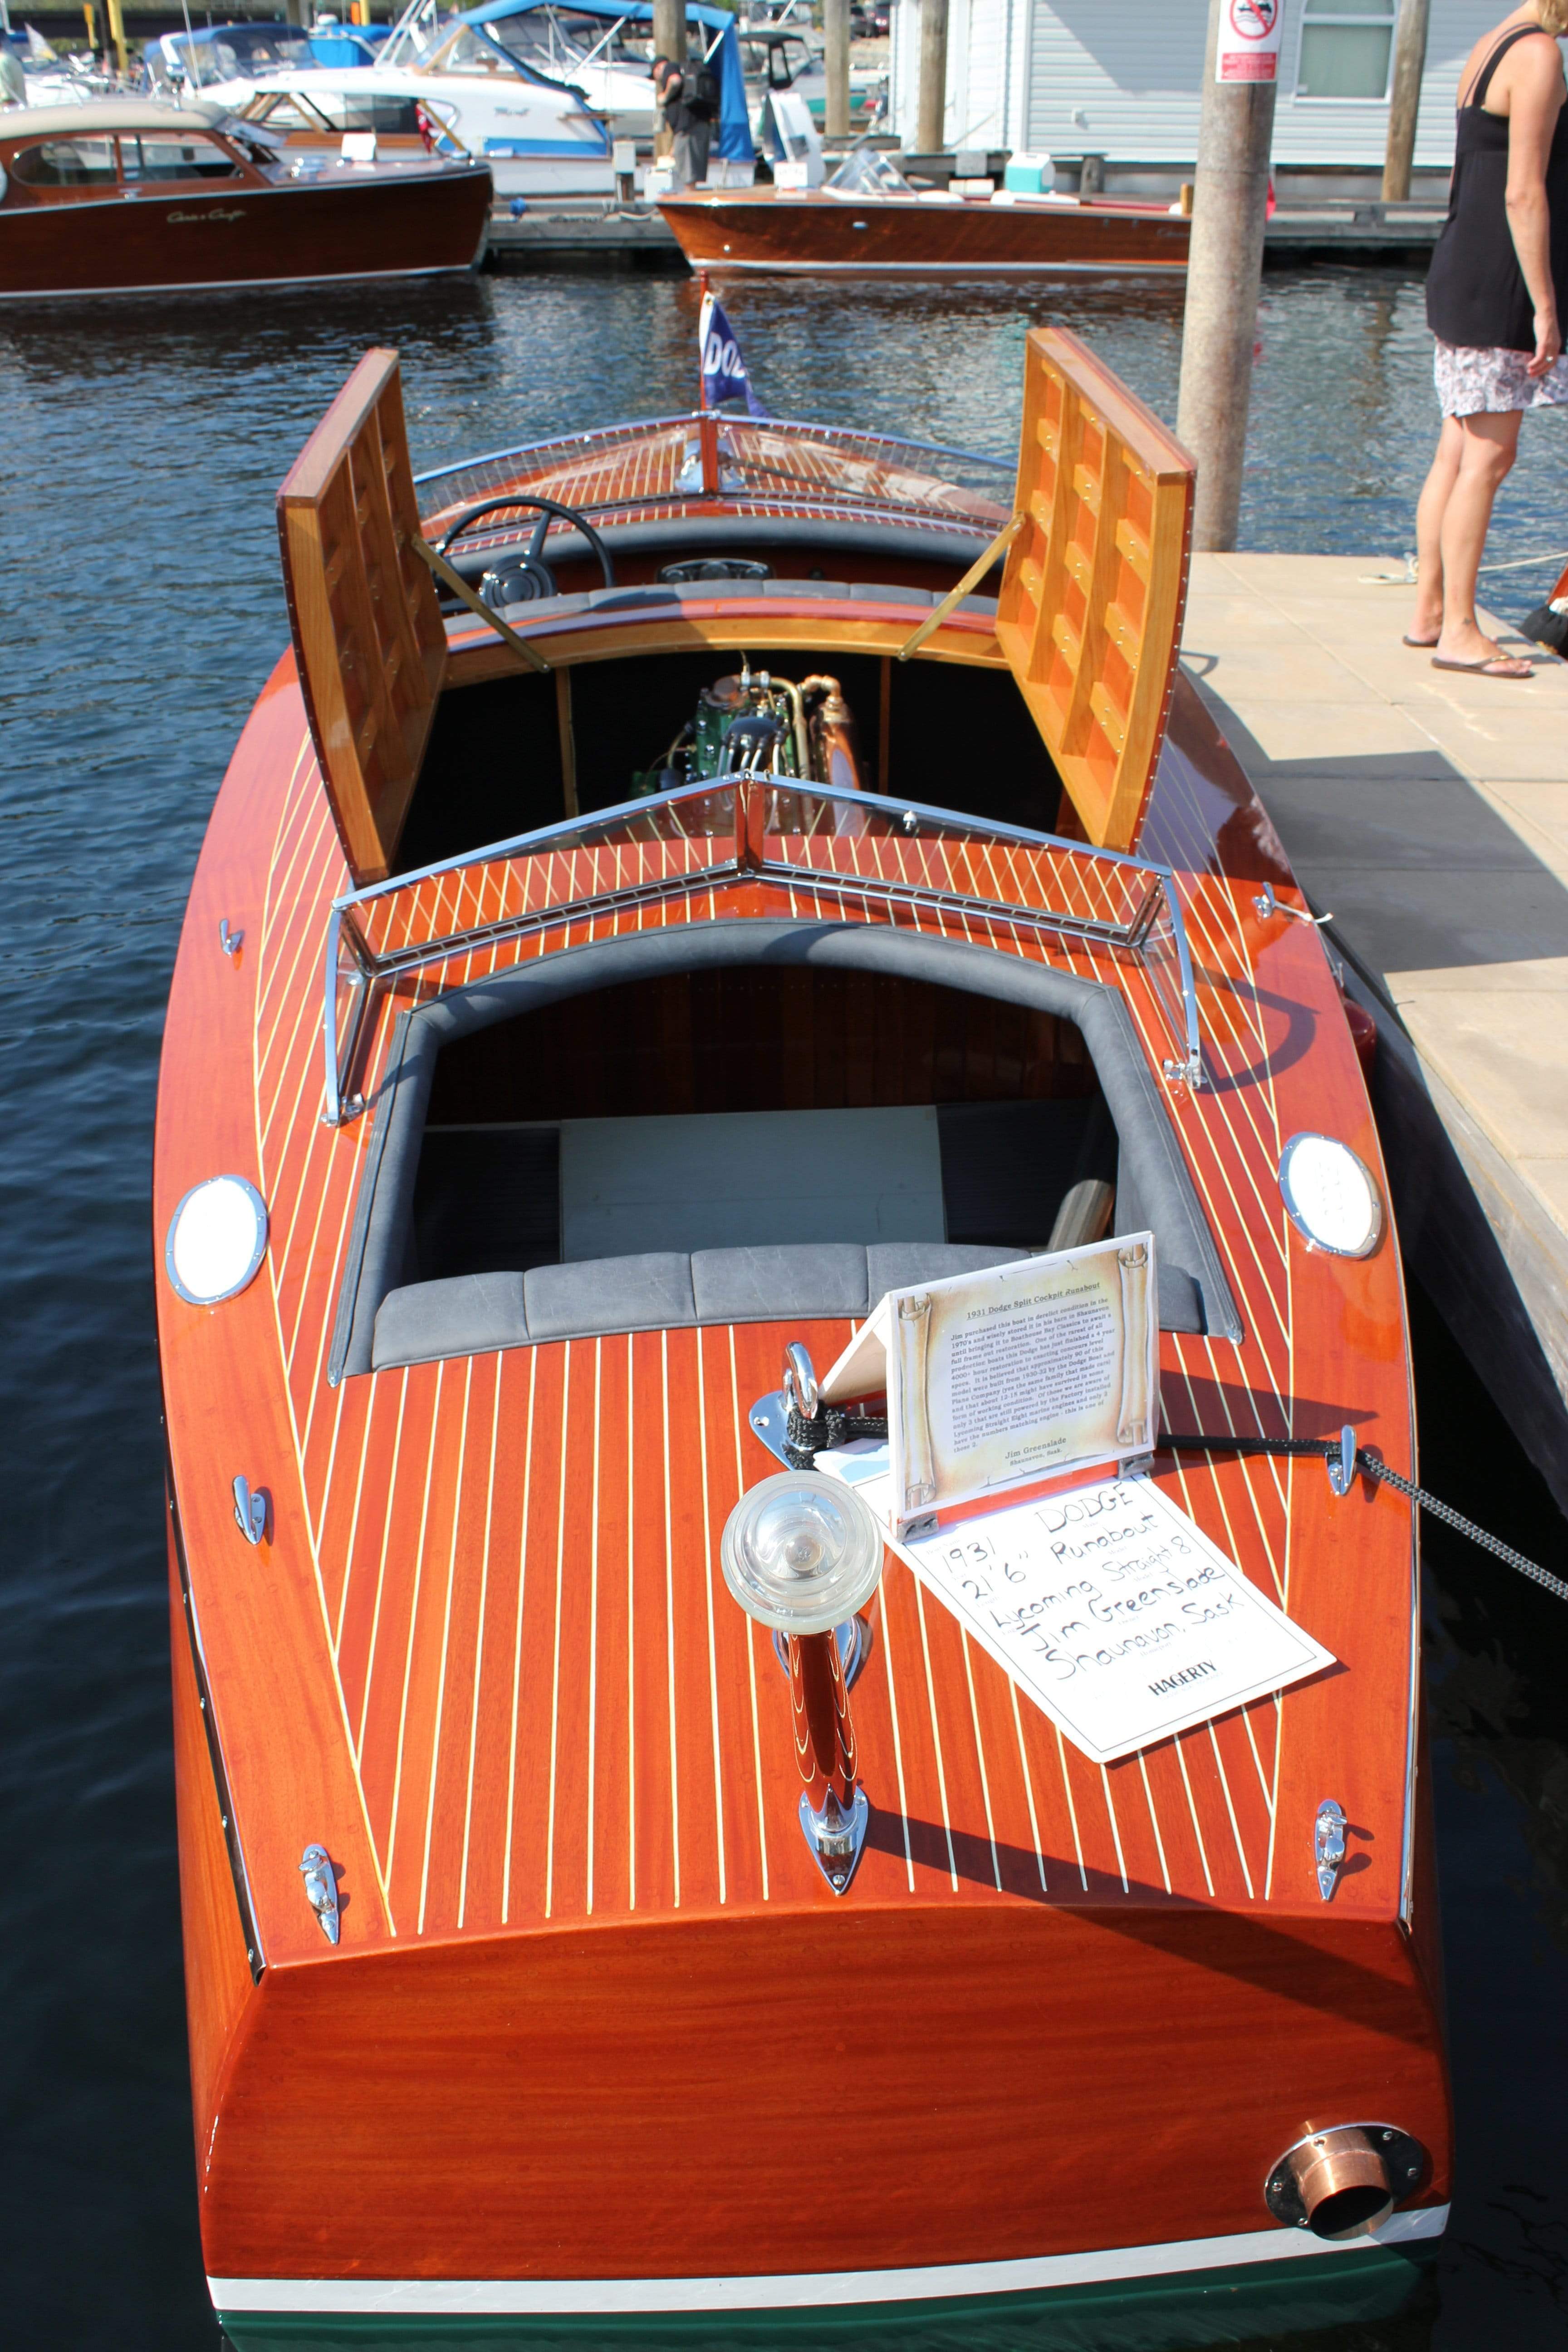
700;288;769;418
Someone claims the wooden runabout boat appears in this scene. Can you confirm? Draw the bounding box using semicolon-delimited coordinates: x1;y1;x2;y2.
658;181;1190;279
156;328;1450;2348
0;100;491;299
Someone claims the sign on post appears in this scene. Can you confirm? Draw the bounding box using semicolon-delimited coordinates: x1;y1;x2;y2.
1216;0;1284;81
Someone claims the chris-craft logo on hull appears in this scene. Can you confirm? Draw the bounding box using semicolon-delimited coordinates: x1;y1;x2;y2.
166;208;247;223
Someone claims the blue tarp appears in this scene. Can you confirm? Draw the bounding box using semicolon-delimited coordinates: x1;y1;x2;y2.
457;0;751;160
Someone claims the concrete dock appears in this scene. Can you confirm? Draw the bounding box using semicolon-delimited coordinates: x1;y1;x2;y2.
1185;555;1568;1510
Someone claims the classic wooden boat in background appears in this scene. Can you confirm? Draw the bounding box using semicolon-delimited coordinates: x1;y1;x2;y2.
659;177;1191;279
0;99;491;299
155;328;1449;2347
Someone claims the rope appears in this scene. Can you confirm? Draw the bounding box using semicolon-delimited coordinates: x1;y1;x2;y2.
1358;547;1568;584
785;1410;1567;1603
1160;1433;1568;1605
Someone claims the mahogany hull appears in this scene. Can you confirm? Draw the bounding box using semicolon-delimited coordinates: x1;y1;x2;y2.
658;189;1191;277
156;370;1448;2337
0;167;491;298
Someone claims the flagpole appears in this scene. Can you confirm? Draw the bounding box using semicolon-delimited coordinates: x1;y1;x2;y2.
697;267;710;411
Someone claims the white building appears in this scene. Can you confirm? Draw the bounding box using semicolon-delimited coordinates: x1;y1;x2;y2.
888;0;1498;181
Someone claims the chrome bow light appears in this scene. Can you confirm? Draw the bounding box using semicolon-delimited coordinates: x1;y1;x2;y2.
720;1472;885;1893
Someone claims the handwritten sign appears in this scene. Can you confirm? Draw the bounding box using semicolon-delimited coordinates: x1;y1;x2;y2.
891;1474;1335;1764
819;1236;1157;1524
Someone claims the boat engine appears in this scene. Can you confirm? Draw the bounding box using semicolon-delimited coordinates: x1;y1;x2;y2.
635;659;862;796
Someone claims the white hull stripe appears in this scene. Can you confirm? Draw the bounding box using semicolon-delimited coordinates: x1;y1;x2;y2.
212;2208;1447;2317
689;258;1186;276
0;263;471;303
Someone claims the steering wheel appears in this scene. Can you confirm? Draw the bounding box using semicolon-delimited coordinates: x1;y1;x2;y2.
436;494;616;605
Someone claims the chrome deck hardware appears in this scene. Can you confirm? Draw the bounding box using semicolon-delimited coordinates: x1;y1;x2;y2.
1315;1798;1348;1900
720;1472;885;1895
799;1786;869;1897
218;918;244;957
773;1614;871;1689
1254;882;1332;928
748;1386;792;1465
299;1844;340;1944
1326;1426;1358;1498
232;1476;269;1546
782;1342;819;1421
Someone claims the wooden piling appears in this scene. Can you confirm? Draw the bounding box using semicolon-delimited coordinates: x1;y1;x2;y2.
1383;0;1431;203
1175;0;1278;553
652;0;687;66
824;0;851;141
916;0;949;160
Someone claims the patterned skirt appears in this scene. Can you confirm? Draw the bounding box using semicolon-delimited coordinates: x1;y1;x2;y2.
1434;336;1568;417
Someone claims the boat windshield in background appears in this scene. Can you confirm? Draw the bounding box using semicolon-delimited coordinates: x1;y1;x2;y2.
826;142;914;196
391;0;755;159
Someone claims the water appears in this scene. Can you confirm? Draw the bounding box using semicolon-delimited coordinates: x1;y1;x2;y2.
1;265;1566;2350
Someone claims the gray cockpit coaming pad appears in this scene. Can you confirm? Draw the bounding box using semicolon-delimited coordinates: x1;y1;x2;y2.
329;921;1243;1382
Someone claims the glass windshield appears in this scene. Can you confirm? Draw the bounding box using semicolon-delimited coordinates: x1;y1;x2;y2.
826;144;912;195
120;132;243;181
172;27;313;82
426;23;532;77
12;136;117;186
475;7;647;75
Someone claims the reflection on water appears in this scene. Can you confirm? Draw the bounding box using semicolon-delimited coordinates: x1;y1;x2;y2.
0;268;1564;2352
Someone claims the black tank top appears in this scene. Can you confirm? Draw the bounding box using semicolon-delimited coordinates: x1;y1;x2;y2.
1425;22;1568;351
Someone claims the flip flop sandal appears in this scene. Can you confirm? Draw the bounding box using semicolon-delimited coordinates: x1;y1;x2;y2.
1402;632;1440;647
1431;653;1533;677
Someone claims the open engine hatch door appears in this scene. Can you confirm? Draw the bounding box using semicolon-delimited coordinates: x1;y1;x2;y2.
996;328;1195;855
277;347;446;885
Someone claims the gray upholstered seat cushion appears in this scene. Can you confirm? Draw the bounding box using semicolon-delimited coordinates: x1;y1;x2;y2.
866;1243;1026;1297
524;1253;697;1341
370;1244;1049;1370
691;1244;870;1323
372;1272;528;1372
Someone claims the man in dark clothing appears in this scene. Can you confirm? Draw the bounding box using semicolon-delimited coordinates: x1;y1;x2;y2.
661;48;718;187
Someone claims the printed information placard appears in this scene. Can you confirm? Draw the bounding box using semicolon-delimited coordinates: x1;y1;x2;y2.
819;1235;1157;1523
892;1474;1335;1764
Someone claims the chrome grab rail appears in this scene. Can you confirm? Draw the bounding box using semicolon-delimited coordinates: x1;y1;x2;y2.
320;780;1204;1127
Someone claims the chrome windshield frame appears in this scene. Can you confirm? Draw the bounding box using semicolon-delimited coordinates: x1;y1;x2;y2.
413;413;1015;508
320;779;1204;1127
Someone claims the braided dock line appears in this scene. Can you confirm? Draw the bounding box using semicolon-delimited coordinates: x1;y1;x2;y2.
780;1414;1568;1605
1159;1433;1568;1607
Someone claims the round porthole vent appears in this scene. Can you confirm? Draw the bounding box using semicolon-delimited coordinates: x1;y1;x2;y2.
165;1175;269;1307
1278;1133;1384;1260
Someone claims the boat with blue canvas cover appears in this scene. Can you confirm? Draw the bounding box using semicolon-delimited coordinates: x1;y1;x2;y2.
383;0;755;167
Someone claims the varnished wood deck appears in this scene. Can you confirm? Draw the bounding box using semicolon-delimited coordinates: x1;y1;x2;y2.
157;617;1414;1959
152;571;1450;2296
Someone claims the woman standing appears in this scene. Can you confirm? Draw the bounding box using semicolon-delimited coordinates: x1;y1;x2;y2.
1411;2;1568;676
